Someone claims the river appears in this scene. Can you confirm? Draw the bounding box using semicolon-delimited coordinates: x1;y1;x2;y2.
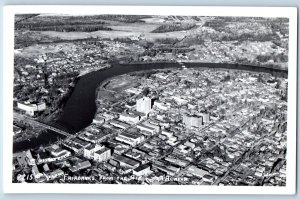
13;62;287;153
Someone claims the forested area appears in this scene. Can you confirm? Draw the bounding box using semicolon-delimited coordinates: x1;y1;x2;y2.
152;23;196;33
29;24;112;32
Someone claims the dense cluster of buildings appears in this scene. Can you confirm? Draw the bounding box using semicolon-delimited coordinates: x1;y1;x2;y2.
13;39;142;117
12;68;287;186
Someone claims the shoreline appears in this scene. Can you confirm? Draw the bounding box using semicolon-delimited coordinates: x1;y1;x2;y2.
120;60;288;72
13;61;288;153
78;63;111;77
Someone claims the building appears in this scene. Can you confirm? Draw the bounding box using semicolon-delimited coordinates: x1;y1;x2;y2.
202;174;215;183
31;165;42;179
153;100;170;111
165;156;189;167
16;151;28;168
63;137;91;153
115;132;144;146
172;96;188;105
187;165;209;178
109;120;131;130
199;112;210;123
125;87;142;95
17;101;46;116
137;121;160;135
146;172;165;184
83;144;103;159
113;155;140;169
136;97;152;115
83;144;111;162
152;163;179;176
69;161;91;172
79;133;110;144
103;162;117;172
161;130;173;138
182;114;203;128
119;113;140;124
25;150;36;166
133;164;151;176
101;112;114;121
92;115;105;124
43;163;50;172
51;148;71;157
129;110;147;120
70;137;91;148
94;147;111;162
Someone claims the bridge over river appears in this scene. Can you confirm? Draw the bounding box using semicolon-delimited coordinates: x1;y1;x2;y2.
13;112;73;137
13;61;287;153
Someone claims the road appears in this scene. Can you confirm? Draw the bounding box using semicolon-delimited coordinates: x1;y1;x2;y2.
14;112;72;137
212;126;275;185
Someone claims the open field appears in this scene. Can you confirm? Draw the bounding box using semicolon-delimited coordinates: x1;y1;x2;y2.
15;14;289;70
104;75;140;92
108;23;159;32
15;43;70;58
140;17;166;23
40;29;188;41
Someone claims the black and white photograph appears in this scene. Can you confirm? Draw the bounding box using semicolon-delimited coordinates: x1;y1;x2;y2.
2;6;297;194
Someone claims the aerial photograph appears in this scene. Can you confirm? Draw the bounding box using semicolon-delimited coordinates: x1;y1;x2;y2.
12;13;288;186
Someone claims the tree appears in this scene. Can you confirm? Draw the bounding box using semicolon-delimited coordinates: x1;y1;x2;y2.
221;75;231;82
142;87;150;96
257;74;265;83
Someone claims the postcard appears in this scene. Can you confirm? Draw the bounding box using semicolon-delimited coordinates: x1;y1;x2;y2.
2;5;297;194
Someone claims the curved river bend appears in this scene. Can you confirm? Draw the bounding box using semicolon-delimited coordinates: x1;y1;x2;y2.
13;62;287;152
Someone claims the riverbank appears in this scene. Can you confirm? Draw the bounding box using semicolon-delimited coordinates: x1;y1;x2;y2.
78;64;111;77
56;61;288;133
13;61;288;153
13;128;47;144
121;60;288;72
98;67;176;90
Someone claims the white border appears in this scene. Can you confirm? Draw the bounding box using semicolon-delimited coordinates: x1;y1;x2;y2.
2;5;298;194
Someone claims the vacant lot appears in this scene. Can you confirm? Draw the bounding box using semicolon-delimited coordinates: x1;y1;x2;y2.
105;75;140;92
16;43;71;58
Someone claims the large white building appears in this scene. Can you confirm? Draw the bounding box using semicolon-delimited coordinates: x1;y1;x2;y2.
199;112;210;123
119;113;140;124
94;147;111;162
153;100;171;111
136;97;152;115
83;144;111;162
115;132;144;146
17;101;46;116
182;114;203;129
137;121;160;135
83;144;103;159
